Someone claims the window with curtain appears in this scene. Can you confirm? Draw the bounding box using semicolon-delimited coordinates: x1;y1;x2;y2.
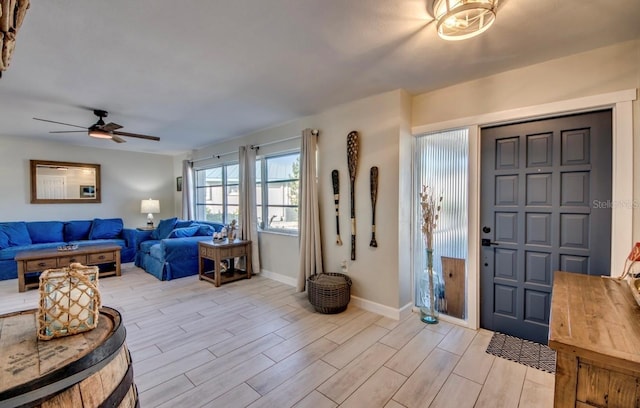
414;128;469;319
195;163;239;224
256;151;300;233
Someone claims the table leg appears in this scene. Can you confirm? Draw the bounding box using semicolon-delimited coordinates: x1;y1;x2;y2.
214;255;221;287
115;250;121;276
18;261;26;292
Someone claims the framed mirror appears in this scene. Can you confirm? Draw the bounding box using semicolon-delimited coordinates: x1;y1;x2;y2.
30;160;101;204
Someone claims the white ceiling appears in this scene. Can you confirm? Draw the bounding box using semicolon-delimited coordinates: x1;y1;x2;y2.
1;0;639;155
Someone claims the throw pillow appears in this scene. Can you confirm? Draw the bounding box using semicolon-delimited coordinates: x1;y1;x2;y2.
89;218;124;240
27;221;65;244
151;217;177;240
168;226;199;238
64;220;93;241
193;224;214;236
174;220;193;229
0;222;32;246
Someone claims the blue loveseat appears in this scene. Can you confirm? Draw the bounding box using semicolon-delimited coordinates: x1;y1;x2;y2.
0;218;136;281
135;218;224;281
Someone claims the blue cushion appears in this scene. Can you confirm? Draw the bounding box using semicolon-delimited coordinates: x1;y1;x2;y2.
0;222;32;246
64;220;93;241
139;240;160;254
152;217;177;240
168;226;199;238
26;221;64;244
0;230;8;249
191;223;214;236
174;220;193;229
89;218;124;239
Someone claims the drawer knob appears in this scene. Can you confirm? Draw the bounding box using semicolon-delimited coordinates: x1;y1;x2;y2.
70;258;76;262
98;255;105;260
38;262;46;267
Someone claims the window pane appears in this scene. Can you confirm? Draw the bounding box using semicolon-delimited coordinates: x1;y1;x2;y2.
415;128;468;319
267;154;299;182
257;205;263;228
198;167;222;186
267;206;298;230
267;181;298;206
204;205;224;223
226;185;239;206
226;205;239;224
255;161;261;183
256;184;262;205
198;185;223;205
226;164;239;186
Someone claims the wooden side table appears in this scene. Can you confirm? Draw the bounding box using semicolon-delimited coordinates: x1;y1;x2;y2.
198;240;251;287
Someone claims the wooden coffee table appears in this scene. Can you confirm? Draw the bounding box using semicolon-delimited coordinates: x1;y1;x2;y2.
15;244;121;292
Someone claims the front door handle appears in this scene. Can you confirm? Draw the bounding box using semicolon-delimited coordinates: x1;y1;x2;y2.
481;238;499;247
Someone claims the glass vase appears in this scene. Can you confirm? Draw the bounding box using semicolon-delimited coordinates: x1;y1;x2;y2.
419;248;439;324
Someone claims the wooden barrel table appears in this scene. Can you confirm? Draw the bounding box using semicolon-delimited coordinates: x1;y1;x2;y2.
0;307;137;408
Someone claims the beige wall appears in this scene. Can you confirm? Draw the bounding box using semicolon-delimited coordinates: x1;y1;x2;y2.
413;39;640;241
0;135;175;226
190;90;413;312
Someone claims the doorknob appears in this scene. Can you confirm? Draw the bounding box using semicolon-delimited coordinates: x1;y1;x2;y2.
481;238;498;247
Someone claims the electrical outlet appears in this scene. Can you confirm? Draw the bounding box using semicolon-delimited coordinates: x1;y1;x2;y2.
341;260;348;273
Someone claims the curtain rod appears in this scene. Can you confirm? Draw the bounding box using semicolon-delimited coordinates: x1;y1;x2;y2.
190;129;318;162
251;129;318;150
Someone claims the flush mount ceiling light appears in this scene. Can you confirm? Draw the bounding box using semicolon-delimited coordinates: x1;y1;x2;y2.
429;0;498;41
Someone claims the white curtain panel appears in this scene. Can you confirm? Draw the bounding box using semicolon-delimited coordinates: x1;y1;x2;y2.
239;145;261;274
297;128;323;292
181;159;195;220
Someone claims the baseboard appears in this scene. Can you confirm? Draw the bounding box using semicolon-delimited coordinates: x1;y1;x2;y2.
259;269;298;287
260;269;411;320
350;296;413;320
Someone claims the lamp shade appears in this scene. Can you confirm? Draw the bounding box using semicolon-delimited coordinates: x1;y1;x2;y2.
432;0;497;41
140;199;160;214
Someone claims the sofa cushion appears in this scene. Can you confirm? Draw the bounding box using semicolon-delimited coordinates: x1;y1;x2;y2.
0;222;32;246
0;230;8;250
152;217;177;240
139;239;160;255
69;238;126;249
168;226;199;238
89;218;124;240
27;221;65;244
64;220;93;241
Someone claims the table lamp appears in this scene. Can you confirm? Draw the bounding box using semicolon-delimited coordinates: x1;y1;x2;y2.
140;199;160;227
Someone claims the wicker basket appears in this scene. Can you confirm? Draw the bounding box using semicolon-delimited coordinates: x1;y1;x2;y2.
307;272;352;314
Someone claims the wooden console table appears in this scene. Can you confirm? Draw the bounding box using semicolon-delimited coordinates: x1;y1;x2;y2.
198;240;251;287
549;271;640;407
15;244;121;292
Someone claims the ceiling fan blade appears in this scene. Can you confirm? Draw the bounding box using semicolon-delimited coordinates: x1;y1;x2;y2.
111;135;127;143
112;130;160;142
49;130;87;133
33;118;87;129
101;122;123;132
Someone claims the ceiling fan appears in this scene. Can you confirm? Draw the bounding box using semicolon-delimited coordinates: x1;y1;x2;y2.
33;109;160;143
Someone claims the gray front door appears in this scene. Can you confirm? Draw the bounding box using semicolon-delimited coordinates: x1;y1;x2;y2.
480;110;612;344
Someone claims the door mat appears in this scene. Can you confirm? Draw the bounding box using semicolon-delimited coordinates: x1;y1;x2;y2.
485;332;556;374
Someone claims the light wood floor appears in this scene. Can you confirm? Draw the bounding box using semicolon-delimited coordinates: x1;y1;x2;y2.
0;264;555;407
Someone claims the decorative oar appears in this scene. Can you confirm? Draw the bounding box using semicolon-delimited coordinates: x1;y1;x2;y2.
347;131;359;260
369;166;379;247
332;170;343;246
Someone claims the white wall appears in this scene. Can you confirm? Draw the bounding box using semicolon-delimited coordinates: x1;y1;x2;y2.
0;136;175;226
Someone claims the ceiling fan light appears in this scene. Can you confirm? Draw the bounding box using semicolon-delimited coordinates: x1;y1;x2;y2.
88;129;112;139
433;0;497;41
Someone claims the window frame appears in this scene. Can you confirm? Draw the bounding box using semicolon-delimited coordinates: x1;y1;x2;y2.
257;150;300;235
194;162;239;225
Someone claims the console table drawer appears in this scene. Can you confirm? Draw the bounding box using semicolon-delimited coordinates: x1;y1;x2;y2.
26;258;57;271
58;255;88;266
88;252;115;263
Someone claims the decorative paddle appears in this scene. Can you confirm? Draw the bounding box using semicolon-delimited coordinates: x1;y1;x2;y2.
347;131;359;260
332;169;343;246
369;166;378;247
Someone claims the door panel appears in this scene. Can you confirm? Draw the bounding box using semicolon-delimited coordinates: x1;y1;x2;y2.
480;110;612;344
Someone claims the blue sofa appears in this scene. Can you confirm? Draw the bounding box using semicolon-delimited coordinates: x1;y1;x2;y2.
135;218;224;281
0;218;136;281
